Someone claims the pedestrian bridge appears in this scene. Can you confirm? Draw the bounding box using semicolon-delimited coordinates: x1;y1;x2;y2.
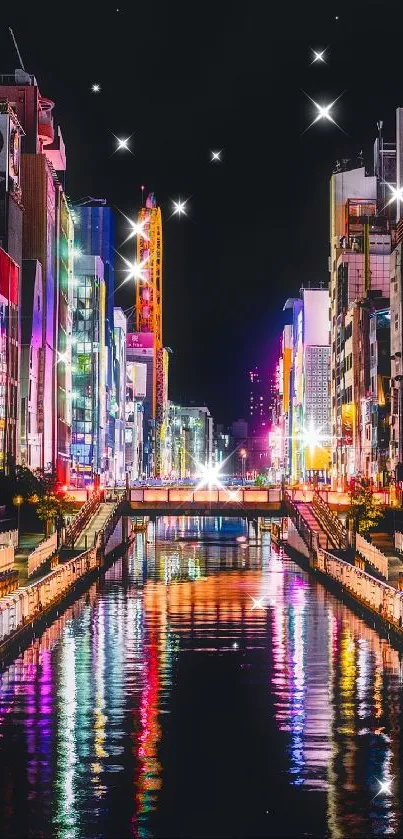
128;487;282;517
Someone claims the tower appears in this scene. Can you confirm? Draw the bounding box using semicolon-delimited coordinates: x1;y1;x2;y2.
135;193;167;476
135;192;162;413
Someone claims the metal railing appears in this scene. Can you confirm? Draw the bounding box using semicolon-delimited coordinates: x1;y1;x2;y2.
312;491;348;550
64;490;103;548
356;533;389;579
283;490;318;554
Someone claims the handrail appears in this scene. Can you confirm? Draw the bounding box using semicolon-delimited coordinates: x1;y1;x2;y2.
312;491;348;550
64;490;103;547
283;490;317;553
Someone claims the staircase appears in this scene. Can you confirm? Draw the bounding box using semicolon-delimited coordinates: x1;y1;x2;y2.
294;502;332;551
75;502;116;551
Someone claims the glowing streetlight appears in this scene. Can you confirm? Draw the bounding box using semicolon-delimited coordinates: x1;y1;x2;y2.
91;83;101;93
195;460;224;490
13;494;23;546
240;448;247;484
211;150;222;162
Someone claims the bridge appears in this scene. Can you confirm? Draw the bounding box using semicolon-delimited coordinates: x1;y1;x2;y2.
127;486;283;517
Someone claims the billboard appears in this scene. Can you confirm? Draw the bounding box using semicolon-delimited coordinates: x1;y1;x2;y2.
341;403;355;446
126;332;154;352
303;289;330;347
305;447;331;470
126;362;147;422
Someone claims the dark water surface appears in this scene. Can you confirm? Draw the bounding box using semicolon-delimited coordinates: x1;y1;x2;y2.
0;516;402;839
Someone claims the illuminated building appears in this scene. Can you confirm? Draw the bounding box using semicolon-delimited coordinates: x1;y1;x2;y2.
134;193;169;477
0;100;23;471
125;354;146;480
112;308;127;484
369;308;390;485
213;423;231;468
126;332;153;478
283;288;331;484
0;249;19;471
0;68;73;480
329;149;393;487
269;325;293;478
20;261;43;468
248;367;269;435
169;404;213;478
71;256;106;486
390;109;403;485
73;199;116;482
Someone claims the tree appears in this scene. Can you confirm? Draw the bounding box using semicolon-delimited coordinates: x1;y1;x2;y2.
347;483;384;535
34;493;76;537
254;473;267;487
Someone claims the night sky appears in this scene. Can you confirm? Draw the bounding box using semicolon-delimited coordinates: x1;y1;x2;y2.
2;1;403;423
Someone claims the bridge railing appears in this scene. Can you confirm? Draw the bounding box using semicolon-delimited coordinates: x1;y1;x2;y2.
130;487;282;505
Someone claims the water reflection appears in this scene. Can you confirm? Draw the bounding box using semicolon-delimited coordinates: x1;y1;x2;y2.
0;517;402;837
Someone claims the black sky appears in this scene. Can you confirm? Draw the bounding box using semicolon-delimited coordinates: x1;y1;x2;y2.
2;1;403;423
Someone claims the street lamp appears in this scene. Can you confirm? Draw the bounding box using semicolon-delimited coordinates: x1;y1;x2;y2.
13;495;23;547
240;449;247;485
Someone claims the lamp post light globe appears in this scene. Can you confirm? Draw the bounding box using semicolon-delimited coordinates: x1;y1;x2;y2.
13;495;23;547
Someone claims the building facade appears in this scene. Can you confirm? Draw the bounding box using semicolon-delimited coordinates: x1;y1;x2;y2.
329;157;392;487
71;256;106;486
113;307;127;485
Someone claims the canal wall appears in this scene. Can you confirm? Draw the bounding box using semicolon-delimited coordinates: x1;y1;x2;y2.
0;548;99;658
0;514;139;663
286;519;310;559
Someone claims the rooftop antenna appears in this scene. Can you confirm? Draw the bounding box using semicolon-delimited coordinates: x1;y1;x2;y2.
9;28;26;71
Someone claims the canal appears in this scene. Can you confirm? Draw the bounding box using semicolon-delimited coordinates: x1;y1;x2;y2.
0;516;402;839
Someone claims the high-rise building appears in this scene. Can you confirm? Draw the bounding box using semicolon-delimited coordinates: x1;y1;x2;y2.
329;155;393;487
282;288;331;484
71;256;106;486
112;307;127;485
125;355;146;481
73;199;115;482
0;68;73;480
390;109;403;486
0;98;23;472
169;404;213;478
0;249;19;471
248;367;268;435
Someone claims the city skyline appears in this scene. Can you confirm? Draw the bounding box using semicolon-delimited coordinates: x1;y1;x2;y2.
3;2;403;423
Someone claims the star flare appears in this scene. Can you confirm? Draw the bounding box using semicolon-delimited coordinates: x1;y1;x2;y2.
302;91;346;134
171;198;188;217
311;49;326;64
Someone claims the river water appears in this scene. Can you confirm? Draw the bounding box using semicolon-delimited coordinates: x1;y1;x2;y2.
0;516;402;839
